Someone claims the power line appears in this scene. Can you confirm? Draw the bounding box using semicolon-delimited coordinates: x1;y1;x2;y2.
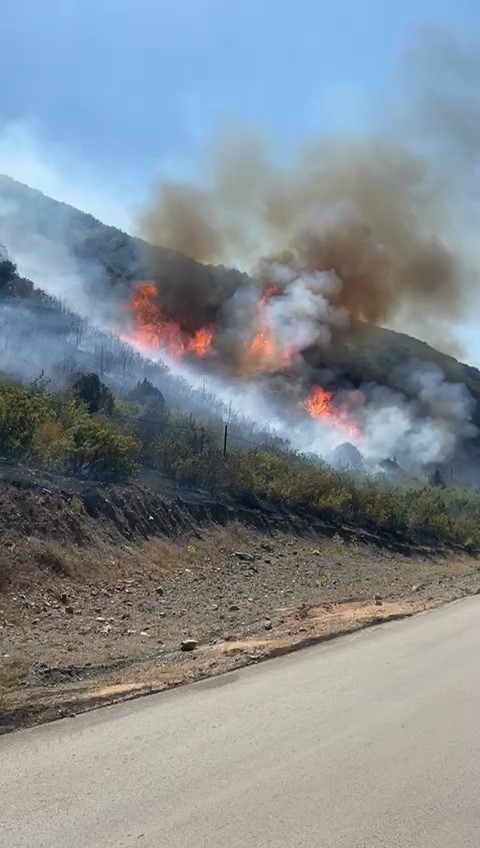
115;413;281;452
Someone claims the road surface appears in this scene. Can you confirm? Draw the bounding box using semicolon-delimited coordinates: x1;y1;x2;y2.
2;597;480;847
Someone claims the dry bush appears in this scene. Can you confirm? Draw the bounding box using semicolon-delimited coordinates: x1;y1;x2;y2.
31;540;76;578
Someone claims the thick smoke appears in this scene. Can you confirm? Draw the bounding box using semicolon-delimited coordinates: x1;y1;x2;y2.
129;25;480;474
0;26;479;480
359;361;477;469
137;25;480;352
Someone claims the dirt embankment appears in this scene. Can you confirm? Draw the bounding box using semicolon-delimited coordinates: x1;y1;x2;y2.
1;476;480;733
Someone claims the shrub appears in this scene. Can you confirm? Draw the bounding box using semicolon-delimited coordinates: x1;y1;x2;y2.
66;414;139;479
32;420;69;465
0;382;53;453
0;372;479;550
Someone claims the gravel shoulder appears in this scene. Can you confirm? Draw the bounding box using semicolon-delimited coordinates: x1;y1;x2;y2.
2;513;480;734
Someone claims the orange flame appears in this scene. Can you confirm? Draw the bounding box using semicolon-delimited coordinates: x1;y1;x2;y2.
242;286;296;373
303;386;334;417
128;281;297;373
128;282;213;358
187;326;214;357
303;386;362;440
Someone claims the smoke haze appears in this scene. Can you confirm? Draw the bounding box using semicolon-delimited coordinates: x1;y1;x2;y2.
137;25;480;353
1;25;480;481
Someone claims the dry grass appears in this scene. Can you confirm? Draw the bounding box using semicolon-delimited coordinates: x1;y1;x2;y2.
138;538;189;580
138;523;250;581
21;537;147;585
0;658;30;711
31;539;76;578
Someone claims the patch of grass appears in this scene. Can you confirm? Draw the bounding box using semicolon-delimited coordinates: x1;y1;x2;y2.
329;533;345;554
347;537;361;557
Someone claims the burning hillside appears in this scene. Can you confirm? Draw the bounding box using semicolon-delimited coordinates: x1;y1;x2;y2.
123;271;476;465
1;27;480;475
128;283;215;359
124;27;480;471
126;263;345;372
124;272;362;444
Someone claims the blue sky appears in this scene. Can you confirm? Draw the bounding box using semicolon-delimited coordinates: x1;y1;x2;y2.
1;0;478;216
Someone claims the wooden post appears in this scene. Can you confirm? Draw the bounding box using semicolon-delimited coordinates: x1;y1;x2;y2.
223;424;228;458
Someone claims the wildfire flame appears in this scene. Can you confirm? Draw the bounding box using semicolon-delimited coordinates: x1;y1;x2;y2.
242;286;296;373
128;282;214;358
126;283;362;441
187;326;214;357
303;385;362;441
128;281;297;373
303;385;333;418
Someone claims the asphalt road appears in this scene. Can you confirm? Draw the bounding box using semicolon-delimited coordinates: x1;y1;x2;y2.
2;597;480;847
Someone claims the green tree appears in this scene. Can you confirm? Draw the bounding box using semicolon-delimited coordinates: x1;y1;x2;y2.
430;467;445;488
0;253;16;291
127;381;168;463
72;372;115;416
127;378;166;413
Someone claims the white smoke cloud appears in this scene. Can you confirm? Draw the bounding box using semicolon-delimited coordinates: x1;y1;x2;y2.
219;258;350;371
358;363;476;470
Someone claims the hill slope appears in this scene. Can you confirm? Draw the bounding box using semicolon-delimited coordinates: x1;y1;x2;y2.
2;172;480;430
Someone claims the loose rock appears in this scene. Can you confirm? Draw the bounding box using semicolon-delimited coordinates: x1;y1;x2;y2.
232;551;255;562
181;638;198;652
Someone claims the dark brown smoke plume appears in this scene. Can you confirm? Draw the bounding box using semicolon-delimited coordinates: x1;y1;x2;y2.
136;25;480;354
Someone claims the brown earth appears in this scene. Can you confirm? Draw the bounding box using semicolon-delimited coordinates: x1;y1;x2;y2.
1;476;480;734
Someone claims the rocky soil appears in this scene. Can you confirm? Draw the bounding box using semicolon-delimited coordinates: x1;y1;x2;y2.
1;476;480;733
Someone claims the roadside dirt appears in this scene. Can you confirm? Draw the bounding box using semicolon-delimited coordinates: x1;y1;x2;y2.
1;477;480;733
